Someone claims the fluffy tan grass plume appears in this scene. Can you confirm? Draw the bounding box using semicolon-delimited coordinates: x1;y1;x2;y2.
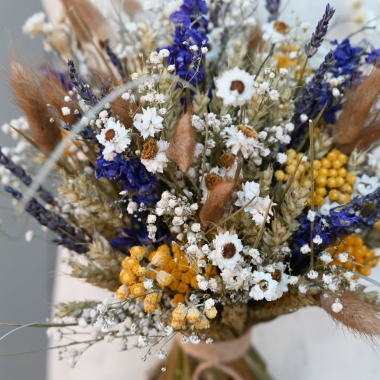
10;62;62;155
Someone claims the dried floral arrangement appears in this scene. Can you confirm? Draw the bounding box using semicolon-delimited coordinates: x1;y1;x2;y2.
2;0;380;378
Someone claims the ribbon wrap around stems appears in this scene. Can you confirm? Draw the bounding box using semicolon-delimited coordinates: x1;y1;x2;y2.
178;329;252;380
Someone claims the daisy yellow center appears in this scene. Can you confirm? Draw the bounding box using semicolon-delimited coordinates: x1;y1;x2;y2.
205;173;223;190
141;140;158;160
105;129;116;141
230;80;245;94
273;21;290;34
237;125;258;139
219;153;235;169
222;243;236;259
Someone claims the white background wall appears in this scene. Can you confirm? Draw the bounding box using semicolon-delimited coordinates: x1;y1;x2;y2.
0;1;56;380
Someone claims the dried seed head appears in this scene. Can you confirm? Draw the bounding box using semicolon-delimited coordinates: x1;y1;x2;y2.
141;140;158;160
205;173;223;190
219;153;235;168
237;125;258;139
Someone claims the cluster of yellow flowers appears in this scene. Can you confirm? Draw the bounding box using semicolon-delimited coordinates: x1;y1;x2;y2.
171;301;217;331
275;148;356;206
116;244;204;314
328;235;379;276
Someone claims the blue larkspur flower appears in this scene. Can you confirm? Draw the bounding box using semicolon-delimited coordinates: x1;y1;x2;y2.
161;0;209;86
366;45;380;64
96;151;158;204
290;187;380;273
331;38;363;79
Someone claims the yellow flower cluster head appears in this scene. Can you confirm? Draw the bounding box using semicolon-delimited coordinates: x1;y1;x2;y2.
147;244;199;307
328;235;379;276
116;244;203;315
275;148;355;206
170;302;216;331
117;246;161;313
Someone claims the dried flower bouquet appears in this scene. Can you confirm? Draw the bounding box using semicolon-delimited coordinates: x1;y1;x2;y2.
2;0;380;378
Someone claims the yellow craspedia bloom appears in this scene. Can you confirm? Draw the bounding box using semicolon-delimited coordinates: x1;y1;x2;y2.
156;271;173;287
129;283;146;298
122;257;140;271
144;292;161;313
116;285;130;301
120;268;136;285
172;293;185;306
130;246;146;261
133;266;146;277
376;220;380;230
329;235;379;276
177;282;189;294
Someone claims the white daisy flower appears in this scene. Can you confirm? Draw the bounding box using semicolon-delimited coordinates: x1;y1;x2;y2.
215;67;255;106
96;119;131;155
220;266;251;291
133;107;164;139
354;174;380;196
223;125;261;159
262;21;290;43
249;271;278;301
141;140;169;173
209;231;243;270
235;181;276;225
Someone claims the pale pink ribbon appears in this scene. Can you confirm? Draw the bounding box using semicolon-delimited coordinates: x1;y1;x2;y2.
178;329;252;380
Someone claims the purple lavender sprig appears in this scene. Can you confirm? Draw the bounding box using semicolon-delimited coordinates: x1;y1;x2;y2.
289;50;334;148
5;186;89;254
296;50;334;117
305;4;335;58
104;43;126;81
0;147;54;204
265;0;281;22
67;59;99;106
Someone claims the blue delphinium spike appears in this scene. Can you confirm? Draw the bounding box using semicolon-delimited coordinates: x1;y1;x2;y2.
161;0;209;86
305;4;335;58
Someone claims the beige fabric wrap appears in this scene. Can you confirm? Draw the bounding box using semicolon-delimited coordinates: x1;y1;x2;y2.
178;329;252;380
